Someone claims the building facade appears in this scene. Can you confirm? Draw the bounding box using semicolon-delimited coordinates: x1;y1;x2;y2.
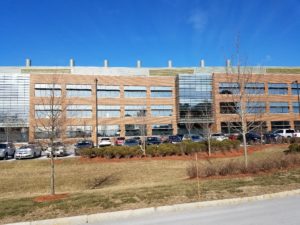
1;60;300;144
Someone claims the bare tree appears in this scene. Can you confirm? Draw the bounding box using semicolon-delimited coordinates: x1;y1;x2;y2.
198;101;213;156
136;108;147;155
184;108;194;138
33;75;68;195
223;45;265;168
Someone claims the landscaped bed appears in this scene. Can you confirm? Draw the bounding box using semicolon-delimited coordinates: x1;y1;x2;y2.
1;144;300;224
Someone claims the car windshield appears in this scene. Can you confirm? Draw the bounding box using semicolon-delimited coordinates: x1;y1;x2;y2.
192;136;200;139
0;144;7;148
117;137;125;140
148;137;158;141
77;142;90;146
19;145;30;149
101;138;110;141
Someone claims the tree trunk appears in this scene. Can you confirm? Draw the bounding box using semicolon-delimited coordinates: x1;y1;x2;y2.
50;154;55;195
242;131;248;168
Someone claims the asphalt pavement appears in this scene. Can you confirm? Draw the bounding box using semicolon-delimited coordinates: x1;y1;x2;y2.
88;195;300;225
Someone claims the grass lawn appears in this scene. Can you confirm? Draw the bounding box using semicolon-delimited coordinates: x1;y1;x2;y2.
1;144;300;223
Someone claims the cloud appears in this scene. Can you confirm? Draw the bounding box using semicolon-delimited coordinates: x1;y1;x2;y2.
187;10;208;32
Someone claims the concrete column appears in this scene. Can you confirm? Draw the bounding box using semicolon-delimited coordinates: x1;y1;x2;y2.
168;60;172;68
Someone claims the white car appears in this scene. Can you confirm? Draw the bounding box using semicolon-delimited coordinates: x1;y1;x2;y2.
45;142;67;157
15;144;42;159
211;133;228;141
99;138;112;147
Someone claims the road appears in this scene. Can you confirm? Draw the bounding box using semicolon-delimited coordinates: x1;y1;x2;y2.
88;195;300;225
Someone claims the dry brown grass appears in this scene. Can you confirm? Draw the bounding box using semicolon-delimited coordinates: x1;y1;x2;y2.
1;144;300;224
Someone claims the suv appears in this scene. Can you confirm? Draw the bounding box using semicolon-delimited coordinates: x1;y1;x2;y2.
273;129;296;138
0;142;16;160
74;140;94;156
168;135;182;144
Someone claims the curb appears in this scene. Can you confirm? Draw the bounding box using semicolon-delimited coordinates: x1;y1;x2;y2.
6;189;300;225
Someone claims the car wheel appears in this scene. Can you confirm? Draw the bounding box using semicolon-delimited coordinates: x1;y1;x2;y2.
4;153;8;160
33;152;36;158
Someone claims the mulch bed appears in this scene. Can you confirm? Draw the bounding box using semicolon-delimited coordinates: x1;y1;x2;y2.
33;193;69;203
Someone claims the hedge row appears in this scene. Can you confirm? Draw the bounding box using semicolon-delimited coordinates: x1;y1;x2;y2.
80;139;241;159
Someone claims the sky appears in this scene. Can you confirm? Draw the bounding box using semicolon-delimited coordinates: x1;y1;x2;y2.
0;0;300;67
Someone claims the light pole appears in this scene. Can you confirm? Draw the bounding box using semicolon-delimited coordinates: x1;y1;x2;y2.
95;78;99;147
293;81;300;116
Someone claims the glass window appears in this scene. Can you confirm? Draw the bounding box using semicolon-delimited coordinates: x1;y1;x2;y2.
35;84;61;97
66;84;91;97
34;126;60;139
220;102;240;114
291;83;300;95
66;125;92;138
268;83;288;95
270;102;289;113
293;102;300;114
0;74;30;131
125;105;146;117
152;124;173;135
97;85;120;98
151;105;172;117
98;125;120;137
246;102;266;114
125;124;147;136
98;105;120;118
221;122;242;134
245;83;265;94
35;105;61;118
271;121;290;131
294;121;300;131
67;105;92;118
178;74;213;124
150;86;172;98
124;86;146;98
219;82;240;94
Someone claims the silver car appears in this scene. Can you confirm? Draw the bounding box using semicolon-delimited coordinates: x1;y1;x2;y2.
0;142;16;160
45;142;67;157
15;144;42;159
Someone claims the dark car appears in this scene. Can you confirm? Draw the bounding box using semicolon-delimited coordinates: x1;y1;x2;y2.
74;140;94;155
132;136;142;145
123;139;140;147
146;137;161;145
191;135;204;142
168;135;182;144
264;132;279;144
239;132;261;144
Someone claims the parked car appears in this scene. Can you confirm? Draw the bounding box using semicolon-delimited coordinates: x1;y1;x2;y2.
45;142;67;157
211;133;228;141
0;142;16;160
115;137;125;146
15;144;42;159
123;139;140;146
74;140;94;155
191;135;204;142
245;132;261;144
132;136;142;145
264;132;279;143
168;135;182;144
273;129;300;138
99;138;112;147
146;136;161;145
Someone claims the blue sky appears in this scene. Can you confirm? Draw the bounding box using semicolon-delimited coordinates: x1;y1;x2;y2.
0;0;300;67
